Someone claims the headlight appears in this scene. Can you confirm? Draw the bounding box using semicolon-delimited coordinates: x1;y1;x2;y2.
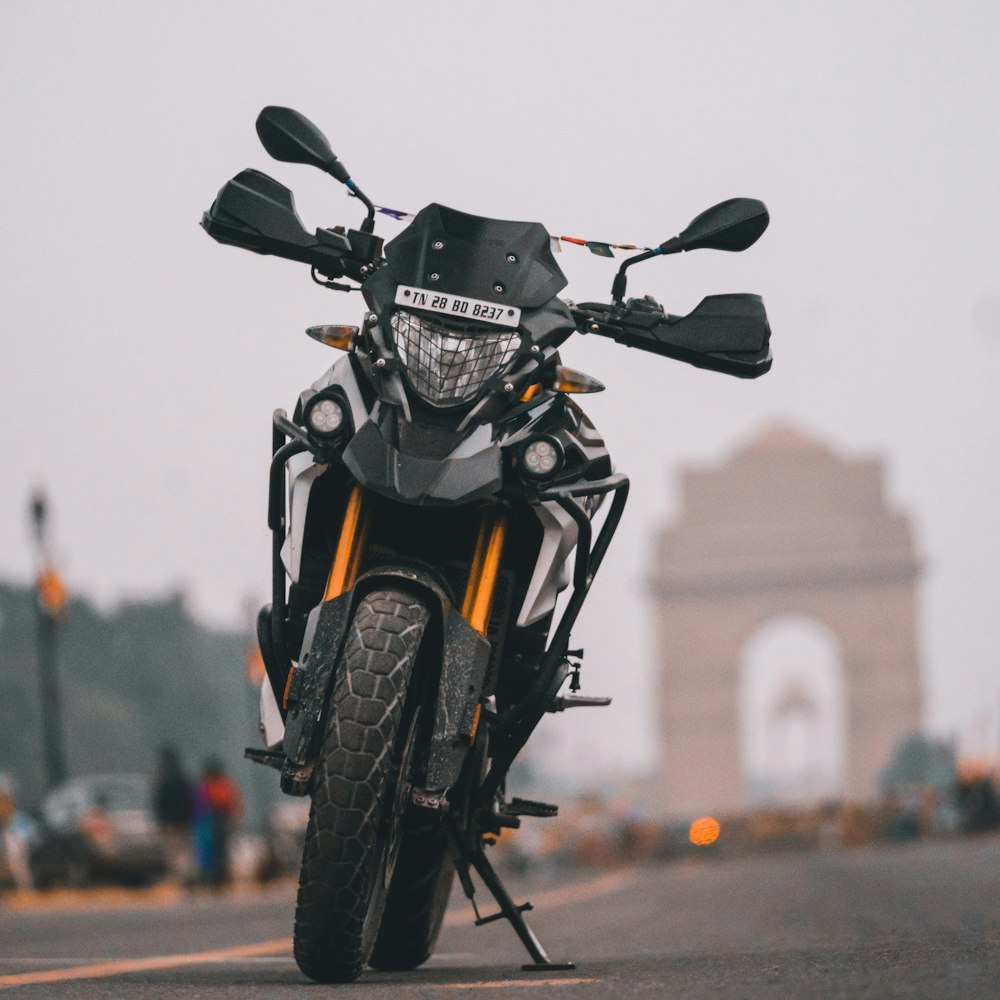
304;394;345;438
390;309;520;408
520;436;564;480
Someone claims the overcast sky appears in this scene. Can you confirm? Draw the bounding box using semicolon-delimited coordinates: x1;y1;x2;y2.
2;1;999;782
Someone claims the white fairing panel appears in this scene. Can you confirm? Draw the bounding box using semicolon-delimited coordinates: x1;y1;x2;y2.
311;353;369;417
280;355;372;583
517;500;579;627
260;679;285;749
281;456;326;583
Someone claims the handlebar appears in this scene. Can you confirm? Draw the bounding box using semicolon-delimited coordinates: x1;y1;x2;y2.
203;169;771;376
569;293;772;379
201;168;383;286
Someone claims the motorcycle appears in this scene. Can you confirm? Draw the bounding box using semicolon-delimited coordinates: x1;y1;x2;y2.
202;106;771;983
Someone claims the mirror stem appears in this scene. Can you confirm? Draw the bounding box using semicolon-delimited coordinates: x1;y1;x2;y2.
610;237;684;306
346;180;376;234
611;248;657;306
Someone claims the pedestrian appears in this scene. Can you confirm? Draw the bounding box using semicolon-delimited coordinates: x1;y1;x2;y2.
0;776;37;893
151;746;193;885
192;759;243;888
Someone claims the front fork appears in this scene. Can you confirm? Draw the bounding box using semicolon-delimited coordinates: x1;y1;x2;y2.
280;482;376;711
322;481;509;633
287;482;508;724
322;482;375;603
273;468;582;971
313;486;572;970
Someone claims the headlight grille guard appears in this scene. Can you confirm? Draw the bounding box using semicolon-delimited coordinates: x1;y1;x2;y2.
389;308;522;408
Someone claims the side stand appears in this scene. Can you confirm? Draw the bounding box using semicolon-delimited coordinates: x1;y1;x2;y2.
459;845;575;972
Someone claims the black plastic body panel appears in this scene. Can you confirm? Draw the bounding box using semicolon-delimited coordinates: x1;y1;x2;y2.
384;203;567;309
342;418;503;505
200;169;381;280
426;607;492;789
278;565;489;796
575;294;772;378
280;592;352;793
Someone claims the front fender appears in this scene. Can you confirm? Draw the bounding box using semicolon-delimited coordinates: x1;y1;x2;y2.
280;565;490;796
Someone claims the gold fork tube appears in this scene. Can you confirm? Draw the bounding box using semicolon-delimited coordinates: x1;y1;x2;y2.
461;507;508;636
323;483;374;602
460;507;508;745
284;483;374;711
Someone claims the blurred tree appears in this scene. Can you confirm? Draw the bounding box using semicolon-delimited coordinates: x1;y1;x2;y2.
880;733;956;794
0;582;270;822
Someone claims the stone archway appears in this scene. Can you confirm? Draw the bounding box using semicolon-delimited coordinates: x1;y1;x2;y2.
740;615;846;806
649;425;922;818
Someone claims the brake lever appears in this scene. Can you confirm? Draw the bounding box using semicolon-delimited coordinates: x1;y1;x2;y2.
570;296;771;378
569;302;619;337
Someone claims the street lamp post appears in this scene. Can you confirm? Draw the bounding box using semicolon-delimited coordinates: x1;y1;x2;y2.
29;491;69;790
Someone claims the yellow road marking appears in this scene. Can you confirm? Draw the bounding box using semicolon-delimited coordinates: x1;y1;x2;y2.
439;978;597;989
0;938;292;990
4;879;297;914
3;884;183;913
443;867;640;926
0;868;636;989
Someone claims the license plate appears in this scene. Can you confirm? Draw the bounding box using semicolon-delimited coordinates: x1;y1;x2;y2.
394;285;521;328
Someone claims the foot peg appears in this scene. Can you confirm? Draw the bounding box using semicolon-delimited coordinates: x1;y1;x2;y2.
244;747;284;770
550;693;612;711
507;797;559;818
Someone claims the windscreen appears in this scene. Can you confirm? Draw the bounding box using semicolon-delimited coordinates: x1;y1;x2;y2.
384;203;567;310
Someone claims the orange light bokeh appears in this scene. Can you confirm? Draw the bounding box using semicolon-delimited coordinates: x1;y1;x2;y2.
689;816;721;847
245;646;266;685
37;569;68;616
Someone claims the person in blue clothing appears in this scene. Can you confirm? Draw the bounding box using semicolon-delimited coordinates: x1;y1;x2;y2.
192;759;243;887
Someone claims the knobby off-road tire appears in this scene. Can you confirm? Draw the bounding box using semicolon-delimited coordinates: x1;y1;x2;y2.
293;588;431;984
369;819;455;971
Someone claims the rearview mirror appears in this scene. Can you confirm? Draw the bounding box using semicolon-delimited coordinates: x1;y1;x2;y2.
255;106;350;184
661;198;769;254
610;197;769;304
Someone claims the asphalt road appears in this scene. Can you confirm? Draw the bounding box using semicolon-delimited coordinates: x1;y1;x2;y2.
2;835;998;998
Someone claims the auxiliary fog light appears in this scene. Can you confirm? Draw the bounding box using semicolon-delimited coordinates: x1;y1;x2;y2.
520;436;564;480
304;394;345;438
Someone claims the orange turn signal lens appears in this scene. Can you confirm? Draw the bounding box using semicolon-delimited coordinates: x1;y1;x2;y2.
306;325;358;350
553;366;605;394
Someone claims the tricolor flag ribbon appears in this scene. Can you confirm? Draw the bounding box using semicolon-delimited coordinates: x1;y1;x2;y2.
558;236;650;257
376;206;414;221
372;211;647;257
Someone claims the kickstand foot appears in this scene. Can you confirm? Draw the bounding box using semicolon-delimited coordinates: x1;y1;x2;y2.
468;847;574;970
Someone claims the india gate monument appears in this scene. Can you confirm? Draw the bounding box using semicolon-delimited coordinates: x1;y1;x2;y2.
650;424;923;818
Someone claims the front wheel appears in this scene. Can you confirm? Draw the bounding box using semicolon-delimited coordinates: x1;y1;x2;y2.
293;588;430;984
368;818;454;971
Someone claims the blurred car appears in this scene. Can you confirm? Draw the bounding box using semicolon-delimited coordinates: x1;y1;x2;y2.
33;774;166;887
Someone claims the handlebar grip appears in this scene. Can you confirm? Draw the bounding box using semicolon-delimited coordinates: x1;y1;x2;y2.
573;294;772;379
202;169;383;283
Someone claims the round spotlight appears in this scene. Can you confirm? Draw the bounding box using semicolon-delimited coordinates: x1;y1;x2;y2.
304;395;345;438
520;436;564;480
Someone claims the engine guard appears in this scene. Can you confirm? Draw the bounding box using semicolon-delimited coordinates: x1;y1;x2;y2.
280;564;491;796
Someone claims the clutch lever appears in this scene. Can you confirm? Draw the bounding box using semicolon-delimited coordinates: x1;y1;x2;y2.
570;295;772;379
